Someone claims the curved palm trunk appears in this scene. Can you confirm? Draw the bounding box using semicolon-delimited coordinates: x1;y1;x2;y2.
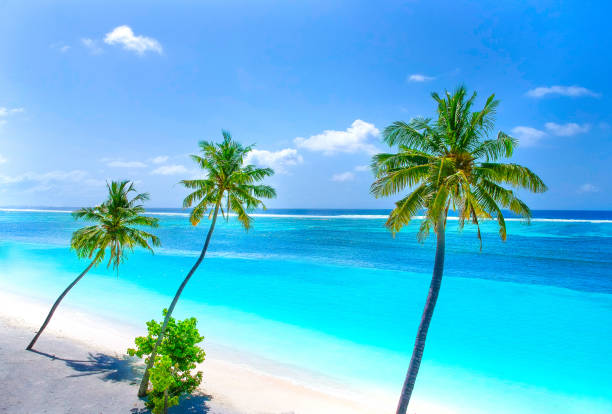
26;260;96;350
138;202;221;397
396;218;446;414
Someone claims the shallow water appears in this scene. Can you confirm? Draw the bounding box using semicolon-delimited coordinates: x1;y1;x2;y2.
0;209;610;413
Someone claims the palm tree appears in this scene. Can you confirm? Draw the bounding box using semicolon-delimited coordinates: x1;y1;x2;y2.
137;131;276;396
27;180;160;350
370;86;547;414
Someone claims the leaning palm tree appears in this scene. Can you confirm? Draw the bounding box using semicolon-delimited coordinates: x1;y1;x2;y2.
137;131;276;396
371;86;547;414
27;180;160;350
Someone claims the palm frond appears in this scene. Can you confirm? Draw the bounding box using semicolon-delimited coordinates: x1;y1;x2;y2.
478;163;548;193
370;164;432;198
385;184;427;234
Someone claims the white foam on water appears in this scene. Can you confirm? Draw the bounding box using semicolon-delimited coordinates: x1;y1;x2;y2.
1;208;611;223
0;208;74;213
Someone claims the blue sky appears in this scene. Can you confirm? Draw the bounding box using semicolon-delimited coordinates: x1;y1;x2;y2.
0;0;610;209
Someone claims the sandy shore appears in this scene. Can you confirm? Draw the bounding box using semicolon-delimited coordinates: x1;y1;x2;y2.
0;290;399;414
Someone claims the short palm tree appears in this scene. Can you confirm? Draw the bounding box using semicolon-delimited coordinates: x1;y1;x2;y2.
26;180;160;350
370;86;547;414
137;131;276;396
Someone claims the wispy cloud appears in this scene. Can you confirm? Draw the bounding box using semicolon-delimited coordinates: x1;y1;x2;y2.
526;85;600;98
544;122;590;136
331;165;371;182
512;122;590;146
104;25;162;55
244;148;303;174
81;38;103;54
0;107;24;117
0;107;25;127
50;42;70;53
151;164;187;175
0;154;7;164
578;183;599;193
104;159;147;168
150;155;169;164
511;126;547;147
0;170;105;190
331;171;355;182
407;74;435;82
295;120;380;155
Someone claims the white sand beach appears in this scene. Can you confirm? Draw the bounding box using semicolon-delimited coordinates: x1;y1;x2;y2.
0;290;407;414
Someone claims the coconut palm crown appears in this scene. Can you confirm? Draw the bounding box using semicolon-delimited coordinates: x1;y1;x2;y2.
371;85;547;244
181;130;276;228
71;180;161;272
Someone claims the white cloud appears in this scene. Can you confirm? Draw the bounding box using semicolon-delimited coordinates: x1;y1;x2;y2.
104;25;162;55
0;170;104;187
81;38;103;54
151;164;188;175
0;107;24;117
526;85;600;98
512;122;591;147
408;74;434;82
151;155;169;164
294;120;380;155
0;107;24;127
105;160;147;168
50;42;70;53
0;154;7;164
578;183;599;193
331;172;355;182
331;165;370;183
511;126;547;147
544;122;590;136
244;148;303;173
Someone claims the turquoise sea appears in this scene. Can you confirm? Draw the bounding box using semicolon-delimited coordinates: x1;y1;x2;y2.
0;208;611;413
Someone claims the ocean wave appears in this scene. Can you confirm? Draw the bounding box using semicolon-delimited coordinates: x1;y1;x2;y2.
158;214;612;223
156;247;295;261
1;208;611;223
509;218;612;223
0;208;75;214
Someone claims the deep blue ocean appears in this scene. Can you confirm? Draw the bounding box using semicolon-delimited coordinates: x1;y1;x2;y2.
0;208;610;413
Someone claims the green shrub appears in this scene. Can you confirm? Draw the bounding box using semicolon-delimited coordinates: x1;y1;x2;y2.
128;310;205;413
148;355;178;414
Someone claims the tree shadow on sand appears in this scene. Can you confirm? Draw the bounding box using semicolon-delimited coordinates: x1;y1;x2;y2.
129;393;213;413
29;349;142;383
29;349;214;413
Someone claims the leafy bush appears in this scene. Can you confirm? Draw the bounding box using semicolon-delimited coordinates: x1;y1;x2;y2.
128;310;205;413
148;356;178;414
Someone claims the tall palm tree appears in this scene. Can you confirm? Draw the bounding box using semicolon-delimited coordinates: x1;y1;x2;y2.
26;180;160;350
137;131;276;396
370;86;547;414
